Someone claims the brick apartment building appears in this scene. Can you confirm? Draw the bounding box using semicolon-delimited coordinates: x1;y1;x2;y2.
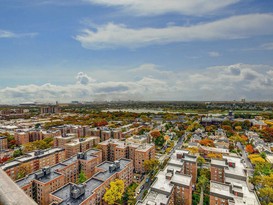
209;156;260;205
53;125;92;138
1;148;66;180
99;139;155;173
175;149;198;184
15;149;102;205
136;149;193;205
0;136;8;151
64;136;100;158
49;158;133;205
14;129;61;145
40;102;61;114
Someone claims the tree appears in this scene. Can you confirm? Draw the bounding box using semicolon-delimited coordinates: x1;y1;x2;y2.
13;149;23;158
16;164;31;180
150;130;161;139
197;156;206;167
144;159;160;173
78;171;87;184
260;152;266;159
199;139;214;147
197;174;209;205
186;147;199;155
155;135;165;147
207;153;222;159
259;187;273;204
103;179;125;205
245;144;254;154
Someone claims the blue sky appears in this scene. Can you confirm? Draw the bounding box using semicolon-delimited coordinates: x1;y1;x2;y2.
1;0;273;103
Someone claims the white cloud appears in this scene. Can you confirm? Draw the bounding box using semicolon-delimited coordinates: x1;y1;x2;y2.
76;72;96;85
0;29;38;39
208;51;220;57
261;42;273;50
1;64;273;103
85;0;239;16
75;13;273;49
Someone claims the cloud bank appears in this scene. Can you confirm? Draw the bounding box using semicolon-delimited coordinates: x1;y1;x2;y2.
75;14;273;49
85;0;239;16
1;63;273;104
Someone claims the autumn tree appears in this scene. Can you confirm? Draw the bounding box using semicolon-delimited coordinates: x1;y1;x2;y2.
199;138;214;147
16;164;31;180
186;147;199;155
144;159;160;173
103;179;125;205
150;130;161;139
197;156;206;167
207;153;222;159
245;144;254;154
259;187;273;204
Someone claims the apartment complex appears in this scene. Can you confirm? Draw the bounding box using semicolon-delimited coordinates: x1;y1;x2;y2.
0;136;8;151
14;129;61;145
137;149;193;205
64;136;100;158
53;125;92;138
40;103;61;114
15;149;102;205
49;158;133;205
1;148;66;180
53;133;77;148
210;156;260;205
175;149;198;183
99;139;155;173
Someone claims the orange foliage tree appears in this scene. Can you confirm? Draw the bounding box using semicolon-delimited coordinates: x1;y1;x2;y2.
199;138;214;147
245;144;254;154
150;130;161;139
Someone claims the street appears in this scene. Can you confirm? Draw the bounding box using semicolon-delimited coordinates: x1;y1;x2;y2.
237;142;254;176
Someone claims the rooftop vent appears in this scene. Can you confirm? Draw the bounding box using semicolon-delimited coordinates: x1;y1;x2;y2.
70;183;86;199
35;166;51;179
77;152;86;160
34;150;44;156
114;160;120;169
109;164;117;173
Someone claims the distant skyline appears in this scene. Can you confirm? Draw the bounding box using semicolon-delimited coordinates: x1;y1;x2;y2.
1;0;273;103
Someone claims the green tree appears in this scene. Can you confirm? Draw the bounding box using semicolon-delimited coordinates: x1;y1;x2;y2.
78;171;87;184
13;149;23;158
260;152;266;159
197;174;209;205
103;179;125;205
197;156;206;168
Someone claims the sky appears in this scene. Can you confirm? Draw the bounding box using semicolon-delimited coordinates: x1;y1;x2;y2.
1;0;273;104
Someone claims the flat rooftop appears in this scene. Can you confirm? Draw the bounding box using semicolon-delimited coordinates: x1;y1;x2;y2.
211;158;227;167
93;159;131;181
62;155;78;165
210;179;260;205
16;173;36;187
36;171;62;183
152;165;191;194
16;147;64;163
65;137;98;146
136;191;169;205
52;178;103;205
223;156;246;177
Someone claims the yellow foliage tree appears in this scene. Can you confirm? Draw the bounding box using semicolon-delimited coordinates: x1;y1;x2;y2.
103;179;125;205
186;147;199;155
207;153;223;159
